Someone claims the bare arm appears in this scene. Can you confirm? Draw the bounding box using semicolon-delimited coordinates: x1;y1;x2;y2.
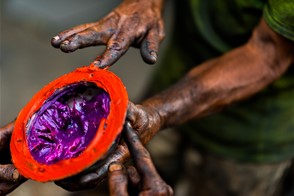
55;17;294;192
139;19;294;131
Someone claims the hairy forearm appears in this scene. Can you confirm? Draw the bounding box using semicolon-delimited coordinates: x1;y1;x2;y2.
143;19;294;129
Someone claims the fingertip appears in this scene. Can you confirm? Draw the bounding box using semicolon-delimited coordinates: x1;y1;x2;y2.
109;162;123;172
141;51;158;64
93;59;110;69
12;169;20;181
59;40;79;53
141;42;158;64
93;60;101;67
148;51;158;64
53;36;60;41
51;36;61;48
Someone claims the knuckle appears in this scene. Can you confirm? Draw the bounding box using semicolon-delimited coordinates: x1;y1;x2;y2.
108;41;123;51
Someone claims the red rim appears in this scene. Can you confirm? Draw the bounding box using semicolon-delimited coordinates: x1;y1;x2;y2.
10;65;128;182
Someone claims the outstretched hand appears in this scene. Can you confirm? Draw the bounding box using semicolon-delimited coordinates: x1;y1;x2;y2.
51;0;165;68
0;121;26;196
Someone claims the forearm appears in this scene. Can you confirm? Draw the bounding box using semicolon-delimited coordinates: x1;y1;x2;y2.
143;19;294;129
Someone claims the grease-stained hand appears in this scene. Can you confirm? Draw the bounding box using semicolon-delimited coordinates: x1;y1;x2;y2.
108;122;173;196
55;101;163;192
51;0;165;68
0;121;26;196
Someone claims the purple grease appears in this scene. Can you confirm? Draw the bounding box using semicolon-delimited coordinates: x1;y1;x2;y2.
27;82;110;165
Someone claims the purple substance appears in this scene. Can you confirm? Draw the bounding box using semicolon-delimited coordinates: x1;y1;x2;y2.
27;82;110;165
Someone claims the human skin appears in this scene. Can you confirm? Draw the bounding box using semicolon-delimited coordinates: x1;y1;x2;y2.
0;0;165;194
107;122;173;196
1;0;294;194
51;0;165;68
54;18;294;191
0;121;26;196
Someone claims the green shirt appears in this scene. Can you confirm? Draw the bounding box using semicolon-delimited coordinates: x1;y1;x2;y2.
151;0;294;163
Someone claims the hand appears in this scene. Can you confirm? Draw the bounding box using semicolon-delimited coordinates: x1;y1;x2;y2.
0;121;26;196
108;122;173;196
51;0;165;68
55;102;163;191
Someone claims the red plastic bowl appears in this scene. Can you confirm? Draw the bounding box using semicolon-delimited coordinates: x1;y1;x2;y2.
10;65;128;182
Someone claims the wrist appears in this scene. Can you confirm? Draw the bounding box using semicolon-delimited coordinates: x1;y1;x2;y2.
142;97;168;130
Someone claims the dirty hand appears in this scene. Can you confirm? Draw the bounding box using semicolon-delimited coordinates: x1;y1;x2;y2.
0;121;26;196
55;101;163;191
108;122;173;196
51;0;165;68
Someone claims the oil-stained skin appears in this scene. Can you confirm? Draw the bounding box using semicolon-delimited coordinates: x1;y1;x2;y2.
0;121;26;196
2;0;294;195
51;0;165;68
54;102;162;192
54;19;294;192
107;122;173;196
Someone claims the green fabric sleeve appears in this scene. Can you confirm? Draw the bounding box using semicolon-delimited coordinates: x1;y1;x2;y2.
263;0;294;41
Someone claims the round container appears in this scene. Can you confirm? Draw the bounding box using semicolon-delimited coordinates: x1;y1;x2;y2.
10;65;128;182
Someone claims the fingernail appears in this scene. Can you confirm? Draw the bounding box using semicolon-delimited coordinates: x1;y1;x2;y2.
53;36;60;41
150;51;158;62
94;60;109;69
93;60;101;66
61;40;69;45
13;169;20;180
109;163;123;172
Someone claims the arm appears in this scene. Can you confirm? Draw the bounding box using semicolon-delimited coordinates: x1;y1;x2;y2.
52;0;165;68
133;19;294;136
56;19;294;191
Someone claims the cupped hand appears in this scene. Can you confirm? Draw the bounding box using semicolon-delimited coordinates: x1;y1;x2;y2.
0;121;26;196
51;0;165;68
55;101;163;192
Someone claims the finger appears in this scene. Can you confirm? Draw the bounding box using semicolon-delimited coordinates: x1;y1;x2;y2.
0;164;21;182
127;102;138;125
93;32;132;68
127;166;141;187
140;21;165;64
52;12;119;48
108;162;128;196
55;144;131;191
58;28;113;53
123;122;158;180
0;120;15;152
140;29;159;64
51;22;97;48
124;123;173;195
